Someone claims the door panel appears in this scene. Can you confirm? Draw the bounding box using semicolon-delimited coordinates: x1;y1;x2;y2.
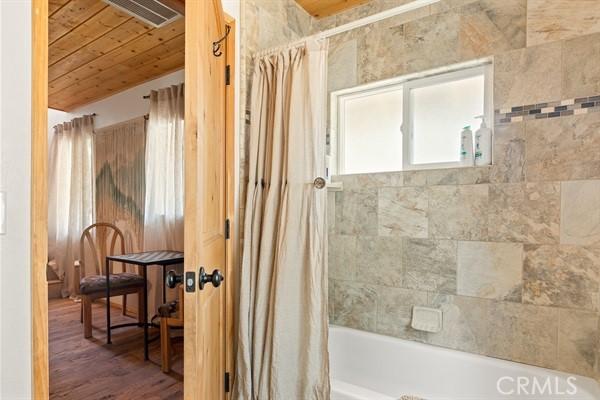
184;0;227;398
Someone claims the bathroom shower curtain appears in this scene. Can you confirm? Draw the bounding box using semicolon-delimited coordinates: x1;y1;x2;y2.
48;115;95;297
234;39;329;400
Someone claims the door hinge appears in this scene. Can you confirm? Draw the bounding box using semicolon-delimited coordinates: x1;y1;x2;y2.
224;372;231;393
225;218;230;240
225;65;231;86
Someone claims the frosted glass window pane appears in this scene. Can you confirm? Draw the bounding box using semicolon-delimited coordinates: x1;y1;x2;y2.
411;75;484;165
343;89;403;174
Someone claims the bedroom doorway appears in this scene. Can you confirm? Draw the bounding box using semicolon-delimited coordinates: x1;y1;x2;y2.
31;0;237;398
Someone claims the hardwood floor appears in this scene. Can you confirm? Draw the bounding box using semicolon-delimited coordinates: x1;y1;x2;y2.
49;298;183;399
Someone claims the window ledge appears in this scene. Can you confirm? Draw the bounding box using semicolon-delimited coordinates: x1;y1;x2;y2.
327;181;344;192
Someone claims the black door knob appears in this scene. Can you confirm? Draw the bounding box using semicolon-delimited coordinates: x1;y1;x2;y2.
166;270;183;288
198;267;224;290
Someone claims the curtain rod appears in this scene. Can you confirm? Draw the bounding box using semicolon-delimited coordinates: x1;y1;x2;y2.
254;0;440;58
314;0;440;40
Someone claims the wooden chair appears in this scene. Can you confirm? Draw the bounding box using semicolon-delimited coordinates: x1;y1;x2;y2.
75;222;145;338
159;284;184;373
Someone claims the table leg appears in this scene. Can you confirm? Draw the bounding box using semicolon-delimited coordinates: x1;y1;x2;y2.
143;267;149;361
106;259;111;345
162;265;167;304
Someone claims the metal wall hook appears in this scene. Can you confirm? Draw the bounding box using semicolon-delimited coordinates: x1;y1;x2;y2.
212;25;231;57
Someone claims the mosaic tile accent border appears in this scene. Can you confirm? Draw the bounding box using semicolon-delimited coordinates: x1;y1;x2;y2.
495;95;600;124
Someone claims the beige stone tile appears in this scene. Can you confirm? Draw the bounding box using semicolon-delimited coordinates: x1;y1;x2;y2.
335;189;378;236
494;41;562;110
356;236;403;287
403;239;457;293
488;182;560;244
428;294;559;369
331;172;403;191
332;280;378;331
561;180;600;247
458;0;526;59
425;167;490;186
430;0;479;14
525;112;600;182
523;245;600;311
357;18;408;84
562;33;600;99
376;286;428;340
527;0;600;46
402;170;428;187
490;122;526;183
457;241;523;301
426;294;488;354
428;185;489;240
329;235;357;280
328;279;336;324
558;308;599;377
378;186;428;238
327;191;336;234
328;39;358;92
403;11;461;75
483;300;559;369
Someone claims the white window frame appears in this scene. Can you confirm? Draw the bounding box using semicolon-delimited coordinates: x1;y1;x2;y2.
330;59;493;175
402;64;493;170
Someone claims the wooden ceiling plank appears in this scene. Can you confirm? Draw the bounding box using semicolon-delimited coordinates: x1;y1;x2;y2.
49;18;184;96
49;6;131;66
296;0;371;18
49;0;108;44
51;34;185;105
49;0;71;16
54;51;185;110
48;18;151;82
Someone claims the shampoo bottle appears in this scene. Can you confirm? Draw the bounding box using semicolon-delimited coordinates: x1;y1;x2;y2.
460;125;474;166
474;116;492;166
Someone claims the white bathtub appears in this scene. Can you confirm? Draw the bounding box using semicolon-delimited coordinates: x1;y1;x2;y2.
329;326;600;400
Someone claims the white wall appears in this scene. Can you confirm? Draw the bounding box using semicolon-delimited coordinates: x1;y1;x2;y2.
0;0;240;397
0;1;33;399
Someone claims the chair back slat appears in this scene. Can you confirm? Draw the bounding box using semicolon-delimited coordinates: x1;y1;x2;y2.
79;223;126;278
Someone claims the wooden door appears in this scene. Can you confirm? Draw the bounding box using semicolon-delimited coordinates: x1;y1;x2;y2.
184;0;228;398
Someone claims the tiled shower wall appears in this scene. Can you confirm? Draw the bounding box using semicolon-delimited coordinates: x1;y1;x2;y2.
326;0;600;379
238;0;600;380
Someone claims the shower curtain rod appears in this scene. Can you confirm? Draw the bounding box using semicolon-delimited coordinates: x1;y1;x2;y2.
254;0;440;58
314;0;440;41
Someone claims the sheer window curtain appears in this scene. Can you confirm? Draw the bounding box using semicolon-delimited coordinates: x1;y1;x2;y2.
48;115;95;298
144;84;185;317
234;39;330;400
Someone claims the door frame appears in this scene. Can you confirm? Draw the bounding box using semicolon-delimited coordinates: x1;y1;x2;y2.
30;1;237;397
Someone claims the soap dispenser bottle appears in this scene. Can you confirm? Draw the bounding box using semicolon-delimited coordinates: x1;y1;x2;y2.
460;125;474;166
474;116;492;166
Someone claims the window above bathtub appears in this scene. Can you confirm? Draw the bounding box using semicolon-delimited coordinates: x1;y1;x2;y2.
329;60;494;175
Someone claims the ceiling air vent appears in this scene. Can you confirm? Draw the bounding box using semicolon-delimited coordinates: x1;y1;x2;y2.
103;0;181;28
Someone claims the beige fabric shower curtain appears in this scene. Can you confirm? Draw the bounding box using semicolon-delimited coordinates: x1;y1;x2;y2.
234;39;329;400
